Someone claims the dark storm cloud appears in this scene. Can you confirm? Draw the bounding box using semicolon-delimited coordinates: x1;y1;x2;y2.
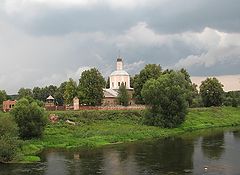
0;0;240;93
3;0;240;36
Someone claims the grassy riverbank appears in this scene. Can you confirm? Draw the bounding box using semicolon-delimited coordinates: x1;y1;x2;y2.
19;107;240;162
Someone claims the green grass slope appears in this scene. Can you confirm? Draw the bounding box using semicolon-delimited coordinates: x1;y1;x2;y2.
20;107;240;162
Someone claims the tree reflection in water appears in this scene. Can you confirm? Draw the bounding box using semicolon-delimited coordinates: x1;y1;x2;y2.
201;132;225;160
233;130;240;139
133;137;194;174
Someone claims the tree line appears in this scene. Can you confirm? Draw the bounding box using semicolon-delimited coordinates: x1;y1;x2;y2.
0;65;239;108
0;63;240;163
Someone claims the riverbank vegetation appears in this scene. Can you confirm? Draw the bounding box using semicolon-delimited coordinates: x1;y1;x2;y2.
1;106;240;163
19;107;240;162
0;113;20;163
1;65;240;164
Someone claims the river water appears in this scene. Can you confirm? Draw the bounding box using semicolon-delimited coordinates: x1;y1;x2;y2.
1;128;240;175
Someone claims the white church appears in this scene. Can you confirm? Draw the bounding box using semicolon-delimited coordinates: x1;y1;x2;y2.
102;58;134;106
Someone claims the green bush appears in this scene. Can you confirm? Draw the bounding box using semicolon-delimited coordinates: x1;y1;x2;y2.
0;115;20;163
200;77;224;107
141;71;189;128
11;98;47;139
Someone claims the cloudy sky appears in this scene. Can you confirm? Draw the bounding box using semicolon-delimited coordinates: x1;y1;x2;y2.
0;0;240;94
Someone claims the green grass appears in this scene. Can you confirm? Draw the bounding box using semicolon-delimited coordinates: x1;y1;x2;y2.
19;156;41;163
20;107;240;162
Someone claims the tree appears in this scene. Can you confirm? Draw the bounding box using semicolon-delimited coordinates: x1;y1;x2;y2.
32;87;43;101
54;82;67;105
0;90;7;108
133;64;162;104
223;91;240;107
0;114;20;163
46;85;58;97
11;98;47;139
18;88;33;99
200;77;224;107
64;78;77;105
78;68;106;106
118;82;129;106
141;71;189;128
179;68;198;107
33;85;58;102
106;77;110;89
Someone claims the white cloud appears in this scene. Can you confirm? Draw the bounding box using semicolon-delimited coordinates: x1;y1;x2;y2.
125;60;145;72
66;66;92;81
174;28;240;68
1;18;240;93
116;22;169;49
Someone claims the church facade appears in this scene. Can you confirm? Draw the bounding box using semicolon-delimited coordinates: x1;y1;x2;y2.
102;58;135;106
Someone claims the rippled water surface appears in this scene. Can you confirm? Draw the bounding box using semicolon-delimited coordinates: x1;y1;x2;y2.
1;128;240;175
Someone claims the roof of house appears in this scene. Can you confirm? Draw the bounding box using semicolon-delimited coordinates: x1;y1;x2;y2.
47;95;54;100
110;70;129;76
103;88;118;98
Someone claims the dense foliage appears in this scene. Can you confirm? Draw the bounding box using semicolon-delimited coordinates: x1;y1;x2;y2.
133;64;162;104
53;82;67;106
0;114;20;163
64;78;77;105
179;68;198;107
78;68;106;106
106;77;110;88
18;88;33;99
11;98;47;139
117;82;129;106
223;91;240;107
200;77;224;107
0;90;7;109
142;71;189;128
32;85;58;102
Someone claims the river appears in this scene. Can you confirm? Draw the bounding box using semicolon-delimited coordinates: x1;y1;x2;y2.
1;127;240;175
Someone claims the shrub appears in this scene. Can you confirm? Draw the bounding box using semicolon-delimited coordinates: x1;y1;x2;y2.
0;115;20;163
141;71;189;128
11;98;47;139
117;82;130;106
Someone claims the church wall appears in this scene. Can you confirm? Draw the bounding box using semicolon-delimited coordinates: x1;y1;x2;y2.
110;75;130;89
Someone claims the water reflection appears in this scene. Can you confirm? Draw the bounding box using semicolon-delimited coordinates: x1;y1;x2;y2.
1;128;240;175
134;137;194;174
201;132;225;160
233;130;240;139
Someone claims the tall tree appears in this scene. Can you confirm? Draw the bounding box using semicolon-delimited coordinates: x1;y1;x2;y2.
141;71;189;128
78;68;106;106
133;64;162;104
18;88;33;99
200;77;224;107
106;77;110;89
32;87;43;101
54;82;67;105
118;82;129;106
179;68;198;107
46;85;57;97
64;78;77;105
0;90;7;106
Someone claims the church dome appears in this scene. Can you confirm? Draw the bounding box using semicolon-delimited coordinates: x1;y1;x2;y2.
110;70;129;76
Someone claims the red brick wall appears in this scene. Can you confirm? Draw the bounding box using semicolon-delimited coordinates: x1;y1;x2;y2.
2;100;16;112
